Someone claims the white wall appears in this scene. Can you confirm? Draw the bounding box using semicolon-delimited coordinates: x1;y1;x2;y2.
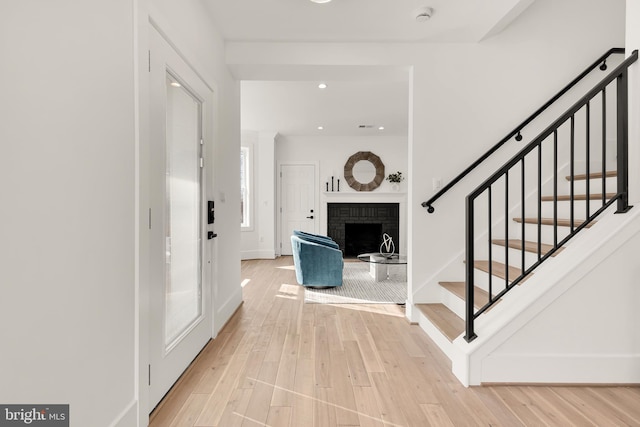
277;135;408;193
0;1;136;426
241;130;277;260
227;0;626;307
627;0;640;205
409;0;627;306
241;131;409;259
276;135;408;252
0;1;242;425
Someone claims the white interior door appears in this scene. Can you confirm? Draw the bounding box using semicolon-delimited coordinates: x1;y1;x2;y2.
149;28;213;410
281;164;317;255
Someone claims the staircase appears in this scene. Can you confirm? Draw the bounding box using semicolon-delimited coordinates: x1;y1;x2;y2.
414;48;639;385
417;170;617;341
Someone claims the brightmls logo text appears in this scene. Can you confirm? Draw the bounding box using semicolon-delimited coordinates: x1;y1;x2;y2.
0;406;68;427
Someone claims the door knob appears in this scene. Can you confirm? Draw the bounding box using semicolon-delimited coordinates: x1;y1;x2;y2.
306;215;314;219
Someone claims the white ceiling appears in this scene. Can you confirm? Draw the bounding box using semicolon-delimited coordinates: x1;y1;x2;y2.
241;78;409;137
203;0;534;43
210;0;534;137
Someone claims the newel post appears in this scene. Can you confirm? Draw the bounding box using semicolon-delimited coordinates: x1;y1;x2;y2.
464;195;477;342
616;69;633;213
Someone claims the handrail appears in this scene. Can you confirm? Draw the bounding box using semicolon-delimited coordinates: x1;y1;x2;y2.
422;47;625;213
463;49;638;342
468;50;638;199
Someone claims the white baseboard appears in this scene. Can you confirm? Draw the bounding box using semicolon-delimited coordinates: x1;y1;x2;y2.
481;353;640;384
109;399;138;427
214;289;243;336
241;250;276;260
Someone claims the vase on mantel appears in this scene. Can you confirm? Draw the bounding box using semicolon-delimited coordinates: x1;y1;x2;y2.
391;183;400;192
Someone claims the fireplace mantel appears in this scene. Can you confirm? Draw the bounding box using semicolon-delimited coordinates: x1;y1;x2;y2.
322;192;406;205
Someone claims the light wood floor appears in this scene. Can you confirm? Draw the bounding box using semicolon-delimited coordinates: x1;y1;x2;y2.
150;256;640;426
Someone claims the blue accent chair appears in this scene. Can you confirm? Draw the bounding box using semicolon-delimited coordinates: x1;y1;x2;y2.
291;231;343;287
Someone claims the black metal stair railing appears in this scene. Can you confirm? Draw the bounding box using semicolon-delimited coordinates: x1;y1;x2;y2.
422;48;625;214
464;50;638;342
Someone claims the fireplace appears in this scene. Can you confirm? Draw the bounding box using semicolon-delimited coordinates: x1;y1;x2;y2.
345;223;382;256
327;203;399;257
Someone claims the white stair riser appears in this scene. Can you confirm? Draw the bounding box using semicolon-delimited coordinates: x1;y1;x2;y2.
440;288;466;319
559;176;617;194
510;222;575;244
537;200;612;218
490;245;546;268
471;269;513;296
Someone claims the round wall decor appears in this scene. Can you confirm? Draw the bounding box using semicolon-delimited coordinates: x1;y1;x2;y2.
343;151;385;191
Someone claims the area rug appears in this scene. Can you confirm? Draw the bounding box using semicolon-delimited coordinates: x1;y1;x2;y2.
304;262;407;304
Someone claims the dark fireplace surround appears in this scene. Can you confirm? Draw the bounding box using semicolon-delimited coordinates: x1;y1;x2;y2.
327;203;399;257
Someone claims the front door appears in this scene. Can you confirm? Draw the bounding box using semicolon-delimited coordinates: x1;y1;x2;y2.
148;28;213;410
280;164;317;255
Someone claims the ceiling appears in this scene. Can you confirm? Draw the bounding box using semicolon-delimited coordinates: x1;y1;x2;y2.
203;0;534;43
241;78;409;137
209;0;535;137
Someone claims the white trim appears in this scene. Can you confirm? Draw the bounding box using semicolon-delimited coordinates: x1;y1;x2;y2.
148;10;215;94
481;353;640;384
135;0;150;424
241;250;276;260
109;399;138;427
214;291;244;337
240;144;254;231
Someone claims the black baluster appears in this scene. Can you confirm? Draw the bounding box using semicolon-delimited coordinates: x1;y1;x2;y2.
586;101;591;218
538;143;542;260
602;87;607;207
488;186;492;304
505;172;509;292
616;70;631;213
465;195;477;342
521;158;525;280
570;115;575;231
554;130;558;248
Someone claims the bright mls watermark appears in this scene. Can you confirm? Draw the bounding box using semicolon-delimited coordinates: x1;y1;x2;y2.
0;405;68;426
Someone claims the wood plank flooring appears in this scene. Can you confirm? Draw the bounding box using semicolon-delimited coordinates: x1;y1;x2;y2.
150;256;640;427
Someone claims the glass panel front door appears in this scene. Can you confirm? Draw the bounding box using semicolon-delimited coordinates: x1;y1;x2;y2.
164;73;202;349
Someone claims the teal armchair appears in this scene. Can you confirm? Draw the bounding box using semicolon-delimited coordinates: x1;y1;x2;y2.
291;231;343;287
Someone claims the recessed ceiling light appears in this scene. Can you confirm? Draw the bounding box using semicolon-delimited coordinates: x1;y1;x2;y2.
318;83;328;89
310;0;332;3
318;126;324;130
378;126;385;131
170;81;181;87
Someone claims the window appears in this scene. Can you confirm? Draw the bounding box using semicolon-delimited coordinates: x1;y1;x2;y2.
240;146;250;228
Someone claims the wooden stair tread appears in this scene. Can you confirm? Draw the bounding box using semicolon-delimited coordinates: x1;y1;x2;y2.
492;239;563;256
439;281;491;309
513;217;594;228
566;171;616;181
540;193;616;201
416;303;464;342
474;260;529;283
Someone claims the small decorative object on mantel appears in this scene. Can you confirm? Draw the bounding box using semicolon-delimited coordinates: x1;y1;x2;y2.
326;176;341;192
386;171;404;191
379;233;395;258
